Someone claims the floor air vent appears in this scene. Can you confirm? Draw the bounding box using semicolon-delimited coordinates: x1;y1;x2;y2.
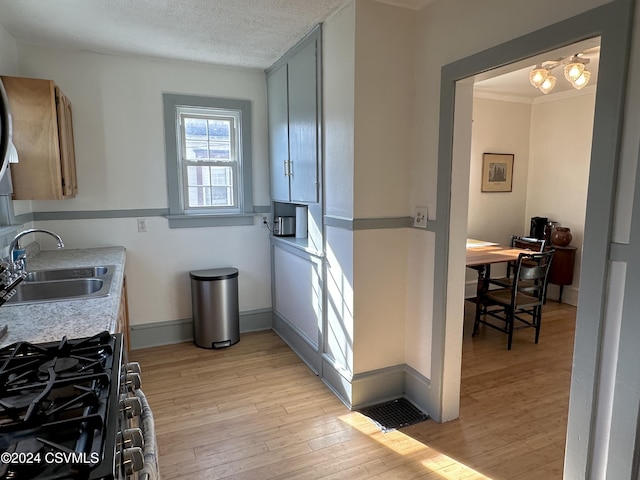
358;398;430;433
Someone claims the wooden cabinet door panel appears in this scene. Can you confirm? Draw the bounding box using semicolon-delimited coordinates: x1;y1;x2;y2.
2;76;77;200
55;88;77;197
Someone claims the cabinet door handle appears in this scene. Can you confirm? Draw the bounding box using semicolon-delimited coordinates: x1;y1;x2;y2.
283;160;293;177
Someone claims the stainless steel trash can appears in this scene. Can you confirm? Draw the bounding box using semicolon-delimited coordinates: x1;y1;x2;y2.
190;267;239;348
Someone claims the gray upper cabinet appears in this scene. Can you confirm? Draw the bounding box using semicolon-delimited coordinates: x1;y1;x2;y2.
267;66;290;202
267;28;320;204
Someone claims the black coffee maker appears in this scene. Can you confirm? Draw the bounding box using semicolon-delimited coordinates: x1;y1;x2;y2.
530;216;548;240
530;216;557;242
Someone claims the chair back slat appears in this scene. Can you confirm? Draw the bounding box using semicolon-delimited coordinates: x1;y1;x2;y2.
511;235;546;252
506;235;547;278
512;250;555;302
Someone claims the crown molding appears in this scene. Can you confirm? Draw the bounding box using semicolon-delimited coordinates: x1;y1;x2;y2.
474;83;596;105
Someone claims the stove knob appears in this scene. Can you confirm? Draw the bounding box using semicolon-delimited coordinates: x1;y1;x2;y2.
121;396;142;418
121;447;144;475
124;372;141;391
126;361;142;374
122;427;144;448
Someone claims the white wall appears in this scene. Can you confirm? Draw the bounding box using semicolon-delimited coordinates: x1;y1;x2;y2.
351;1;413;374
324;2;355;220
323;3;356;375
323;1;414;376
8;46;272;326
467;97;532;245
527;90;595;303
354;229;407;372
353;0;413;219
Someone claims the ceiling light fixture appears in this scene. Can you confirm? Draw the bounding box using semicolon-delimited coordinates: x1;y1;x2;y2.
539;75;557;95
564;56;586;82
529;54;591;94
529;66;549;88
572;70;591;90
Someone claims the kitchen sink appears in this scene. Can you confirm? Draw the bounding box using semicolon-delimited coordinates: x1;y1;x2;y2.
24;265;114;282
4;266;115;306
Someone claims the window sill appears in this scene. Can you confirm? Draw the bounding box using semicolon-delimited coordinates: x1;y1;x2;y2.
165;213;256;229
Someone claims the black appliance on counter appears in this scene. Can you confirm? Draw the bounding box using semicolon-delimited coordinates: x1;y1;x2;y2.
530;216;548;240
0;331;158;479
530;216;558;243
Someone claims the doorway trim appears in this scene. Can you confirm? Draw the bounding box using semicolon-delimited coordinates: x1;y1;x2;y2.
431;0;634;477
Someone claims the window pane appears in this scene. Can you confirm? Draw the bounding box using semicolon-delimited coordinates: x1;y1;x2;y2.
208;119;231;160
210;166;232;186
184;118;208;161
211;186;232;205
190;187;206;206
186;165;234;207
183;116;233;162
187;166;211;186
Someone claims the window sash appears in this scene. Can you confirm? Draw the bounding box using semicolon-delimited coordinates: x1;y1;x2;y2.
178;108;242;213
183;161;238;208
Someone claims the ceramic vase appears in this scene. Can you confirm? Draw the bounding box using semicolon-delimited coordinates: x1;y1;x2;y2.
551;227;572;247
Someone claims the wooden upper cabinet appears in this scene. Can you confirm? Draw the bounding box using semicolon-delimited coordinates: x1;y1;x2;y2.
1;76;78;200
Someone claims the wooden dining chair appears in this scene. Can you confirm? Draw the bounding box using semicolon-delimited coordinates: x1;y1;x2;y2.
490;235;547;288
474;250;555;350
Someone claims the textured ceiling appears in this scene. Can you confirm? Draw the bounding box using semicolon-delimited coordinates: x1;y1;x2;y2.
0;0;433;70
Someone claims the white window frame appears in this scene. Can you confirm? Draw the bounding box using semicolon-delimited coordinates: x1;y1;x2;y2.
163;94;254;228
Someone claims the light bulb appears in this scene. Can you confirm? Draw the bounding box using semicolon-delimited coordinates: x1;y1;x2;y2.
564;61;585;82
572;70;591;89
539;75;557;94
529;68;549;88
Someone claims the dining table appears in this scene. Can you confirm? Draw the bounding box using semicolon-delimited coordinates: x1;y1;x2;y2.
466;239;531;268
465;238;533;334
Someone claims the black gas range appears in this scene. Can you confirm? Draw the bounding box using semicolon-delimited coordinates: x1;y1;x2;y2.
0;331;158;480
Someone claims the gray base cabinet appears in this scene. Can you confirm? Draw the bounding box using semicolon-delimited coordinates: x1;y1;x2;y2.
273;244;322;350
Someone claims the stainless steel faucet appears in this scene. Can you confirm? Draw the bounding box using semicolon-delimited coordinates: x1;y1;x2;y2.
8;228;65;272
0;229;63;307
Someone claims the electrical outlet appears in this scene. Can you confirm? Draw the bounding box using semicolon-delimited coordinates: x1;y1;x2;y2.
137;218;147;233
262;216;269;228
413;206;428;228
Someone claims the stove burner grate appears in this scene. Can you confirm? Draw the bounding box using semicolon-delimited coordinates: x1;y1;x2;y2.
0;331;122;480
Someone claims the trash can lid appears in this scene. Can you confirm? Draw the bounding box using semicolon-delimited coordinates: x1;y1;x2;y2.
189;267;239;281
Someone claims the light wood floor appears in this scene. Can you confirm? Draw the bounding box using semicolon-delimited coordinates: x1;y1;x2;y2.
130;300;576;479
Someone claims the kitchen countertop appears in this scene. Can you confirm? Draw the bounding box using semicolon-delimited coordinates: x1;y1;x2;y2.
0;246;126;347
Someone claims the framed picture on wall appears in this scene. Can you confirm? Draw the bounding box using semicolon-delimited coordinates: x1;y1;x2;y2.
481;153;514;192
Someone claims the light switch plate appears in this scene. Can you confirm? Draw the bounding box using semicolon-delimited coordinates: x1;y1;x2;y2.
414;206;428;228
